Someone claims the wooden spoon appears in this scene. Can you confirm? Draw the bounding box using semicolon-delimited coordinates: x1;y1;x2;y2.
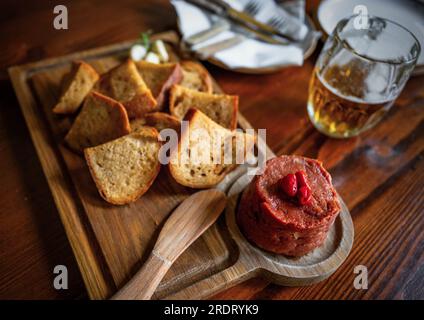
112;189;227;300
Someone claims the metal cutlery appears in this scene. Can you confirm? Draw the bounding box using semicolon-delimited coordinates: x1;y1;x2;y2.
185;0;296;43
246;0;288;34
212;0;298;41
244;0;262;16
268;16;286;30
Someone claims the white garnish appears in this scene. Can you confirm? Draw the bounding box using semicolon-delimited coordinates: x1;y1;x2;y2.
130;44;147;61
144;52;160;64
152;40;169;62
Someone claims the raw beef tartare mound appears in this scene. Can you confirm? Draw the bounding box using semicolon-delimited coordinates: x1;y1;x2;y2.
236;155;341;257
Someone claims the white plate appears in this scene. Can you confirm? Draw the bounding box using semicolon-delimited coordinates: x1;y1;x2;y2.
317;0;424;75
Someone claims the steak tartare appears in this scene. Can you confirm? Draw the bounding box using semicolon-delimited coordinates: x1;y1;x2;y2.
237;155;341;257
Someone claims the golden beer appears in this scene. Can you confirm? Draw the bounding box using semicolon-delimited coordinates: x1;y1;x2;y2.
307;15;420;138
307;62;394;138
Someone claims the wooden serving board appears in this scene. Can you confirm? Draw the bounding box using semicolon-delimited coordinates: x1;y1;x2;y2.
168;172;353;299
8;31;353;300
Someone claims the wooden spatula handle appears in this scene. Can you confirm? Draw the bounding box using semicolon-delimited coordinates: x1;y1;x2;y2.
112;190;226;300
111;251;170;300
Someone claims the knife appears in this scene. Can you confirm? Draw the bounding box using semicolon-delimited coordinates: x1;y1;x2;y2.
186;20;288;48
185;20;231;46
210;0;297;41
185;0;294;44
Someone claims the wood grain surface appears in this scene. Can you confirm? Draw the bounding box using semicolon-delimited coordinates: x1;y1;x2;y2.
113;189;227;300
0;0;423;300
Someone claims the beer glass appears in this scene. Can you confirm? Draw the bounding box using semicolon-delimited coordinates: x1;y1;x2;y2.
308;15;421;138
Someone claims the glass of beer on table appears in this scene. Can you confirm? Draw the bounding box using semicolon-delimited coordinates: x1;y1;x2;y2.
308;15;421;138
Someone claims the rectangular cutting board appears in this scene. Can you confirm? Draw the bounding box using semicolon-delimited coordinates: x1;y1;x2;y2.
8;31;274;299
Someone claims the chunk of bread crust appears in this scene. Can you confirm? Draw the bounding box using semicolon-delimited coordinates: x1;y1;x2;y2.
65;91;130;153
96;59;157;119
169;109;255;188
180;61;213;93
169;85;238;130
53;61;99;114
84;127;161;205
145;112;180;133
135;61;183;110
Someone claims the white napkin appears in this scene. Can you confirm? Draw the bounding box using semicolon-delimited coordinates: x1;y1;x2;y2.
171;0;313;69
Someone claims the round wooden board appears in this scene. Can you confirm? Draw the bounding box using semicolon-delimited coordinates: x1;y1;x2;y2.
226;173;354;287
166;172;354;299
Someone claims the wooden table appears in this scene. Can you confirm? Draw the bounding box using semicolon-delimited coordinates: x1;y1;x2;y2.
0;0;422;300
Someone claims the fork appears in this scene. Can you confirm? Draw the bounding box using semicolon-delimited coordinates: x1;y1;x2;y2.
244;0;262;16
268;16;286;30
245;1;287;34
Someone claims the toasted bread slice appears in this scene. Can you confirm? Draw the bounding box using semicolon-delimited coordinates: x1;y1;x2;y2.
145;112;180;132
96;59;157;119
169;85;238;130
84;128;161;205
180;61;213;93
135;61;183;110
169;109;255;188
65;91;130;153
53;61;99;114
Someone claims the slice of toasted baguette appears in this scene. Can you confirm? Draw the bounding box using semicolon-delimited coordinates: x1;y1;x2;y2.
169;85;238;130
65;91;130;153
144;112;180;132
53;61;99;114
180;61;213;93
96;59;157;119
84;127;161;205
135;61;182;110
169;109;255;188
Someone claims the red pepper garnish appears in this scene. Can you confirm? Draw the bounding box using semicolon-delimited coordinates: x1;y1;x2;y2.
295;170;309;188
279;173;297;197
297;185;312;205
